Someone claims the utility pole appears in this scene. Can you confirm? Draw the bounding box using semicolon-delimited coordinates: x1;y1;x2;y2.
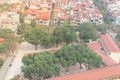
49;0;55;27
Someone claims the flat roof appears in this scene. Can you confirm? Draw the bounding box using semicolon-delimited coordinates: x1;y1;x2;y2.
101;34;120;52
49;64;120;80
88;42;117;66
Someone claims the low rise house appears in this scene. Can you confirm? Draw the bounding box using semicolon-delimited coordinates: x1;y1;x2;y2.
23;0;103;26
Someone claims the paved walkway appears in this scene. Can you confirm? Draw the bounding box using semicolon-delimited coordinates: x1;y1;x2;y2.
1;42;60;80
0;56;14;80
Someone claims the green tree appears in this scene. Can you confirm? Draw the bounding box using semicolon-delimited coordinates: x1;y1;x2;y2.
63;24;76;45
72;43;102;70
24;5;29;11
0;29;14;53
41;33;55;48
83;49;102;69
94;0;100;6
73;44;86;68
0;29;14;40
116;31;120;41
97;23;109;34
30;19;37;27
22;52;60;80
24;27;45;50
104;15;113;24
53;24;76;46
17;23;31;35
19;12;24;23
0;41;9;53
0;59;3;67
53;27;64;46
55;46;77;72
78;22;97;42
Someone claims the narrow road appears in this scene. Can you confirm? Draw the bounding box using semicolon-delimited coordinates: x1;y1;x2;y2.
0;42;60;80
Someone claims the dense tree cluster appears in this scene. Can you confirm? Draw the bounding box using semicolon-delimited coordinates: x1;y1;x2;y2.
24;27;55;49
17;23;31;35
24;24;77;49
77;22;97;42
22;52;60;80
53;24;76;46
22;44;102;79
55;44;102;70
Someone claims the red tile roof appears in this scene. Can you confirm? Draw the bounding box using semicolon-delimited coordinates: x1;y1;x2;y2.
88;42;117;66
49;64;120;80
101;34;120;52
0;38;4;42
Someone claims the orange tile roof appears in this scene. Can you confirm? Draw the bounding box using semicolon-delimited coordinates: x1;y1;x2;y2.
36;11;50;20
0;38;5;42
101;34;120;52
49;64;120;80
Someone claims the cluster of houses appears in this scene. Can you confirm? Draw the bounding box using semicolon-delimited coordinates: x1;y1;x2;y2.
0;11;19;26
6;0;103;26
0;0;21;28
0;0;104;26
102;0;120;26
66;0;103;26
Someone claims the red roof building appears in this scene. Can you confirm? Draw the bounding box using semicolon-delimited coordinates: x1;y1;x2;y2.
101;34;120;52
101;34;120;63
88;42;116;66
49;64;120;80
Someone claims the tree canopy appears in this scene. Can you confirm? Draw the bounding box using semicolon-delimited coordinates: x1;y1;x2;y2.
22;44;102;79
97;23;109;34
53;24;76;46
19;12;24;23
78;22;97;42
116;31;120;41
24;27;55;49
74;44;102;69
41;33;55;48
55;44;102;70
22;52;60;80
17;23;31;35
0;59;3;67
0;29;14;40
30;19;37;27
55;46;77;71
24;27;45;50
0;29;14;53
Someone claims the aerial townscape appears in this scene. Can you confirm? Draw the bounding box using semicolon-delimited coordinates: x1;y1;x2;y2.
0;0;120;80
